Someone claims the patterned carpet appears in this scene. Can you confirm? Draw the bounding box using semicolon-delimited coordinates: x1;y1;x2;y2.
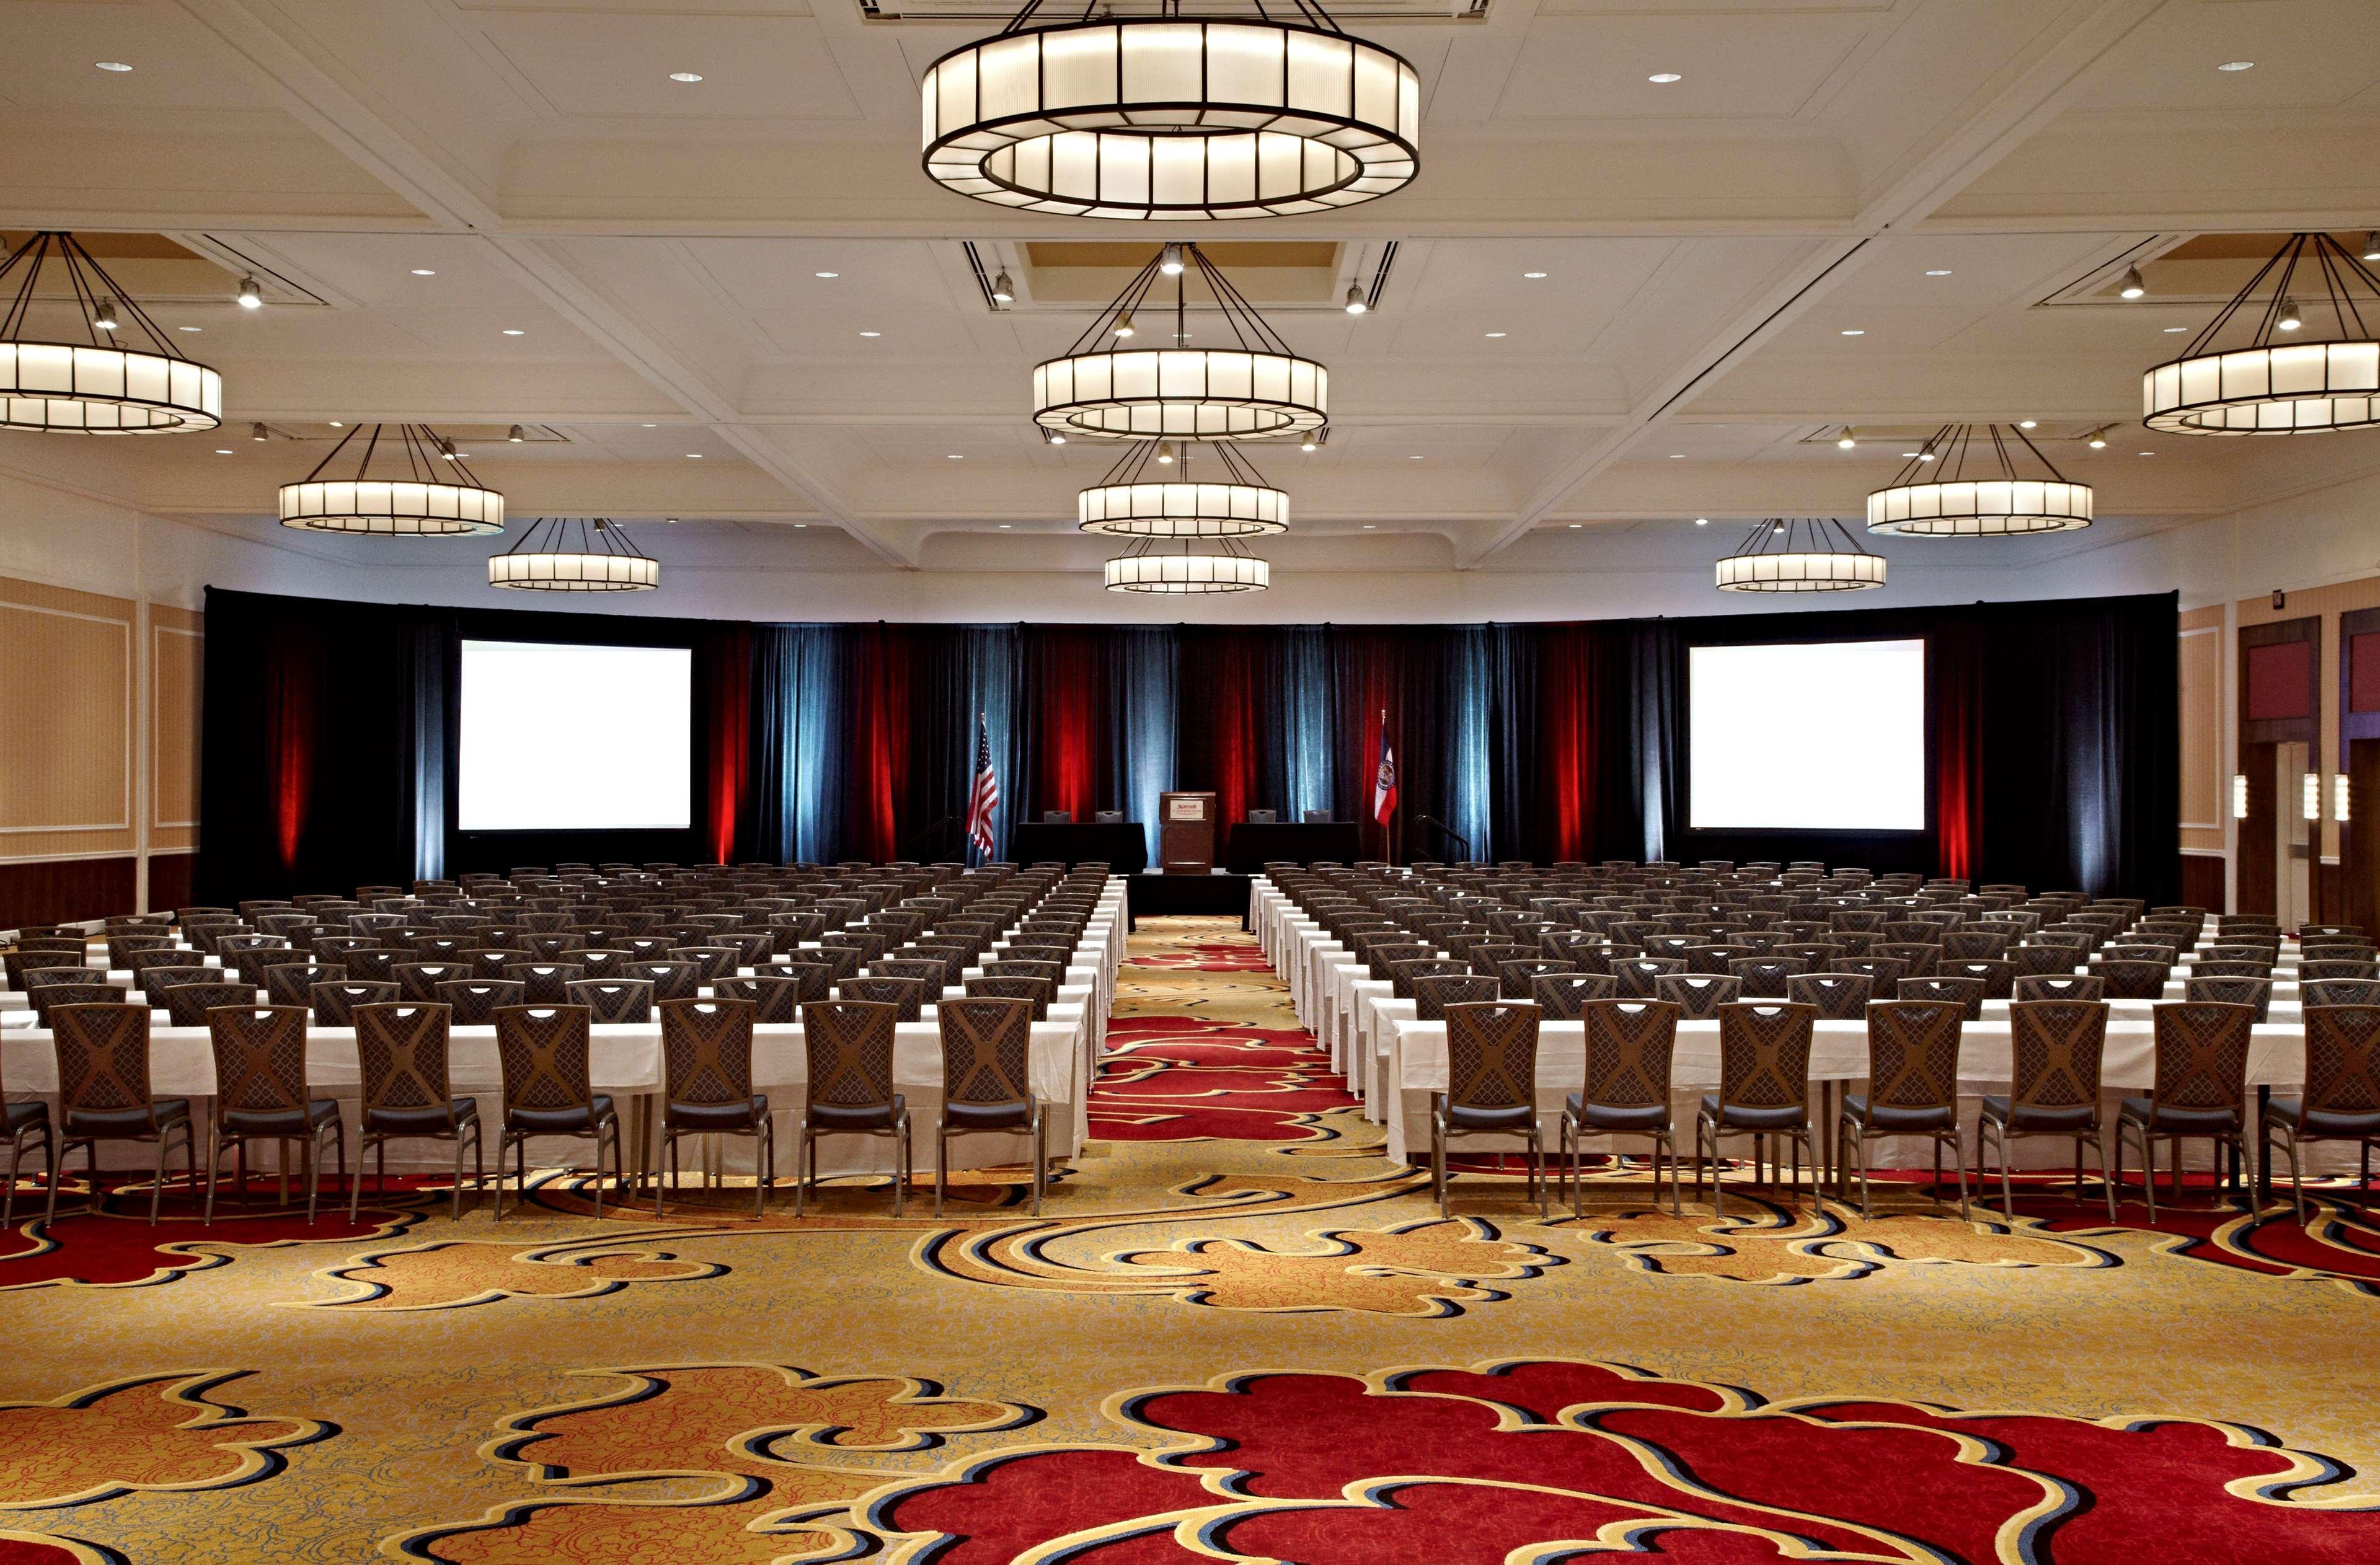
2;915;2378;1561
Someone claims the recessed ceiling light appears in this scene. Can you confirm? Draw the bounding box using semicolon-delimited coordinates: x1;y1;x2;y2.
1523;271;1547;280
686;452;704;458
1669;452;1685;459
2164;325;2189;332
642;423;657;428
998;523;1012;529
177;325;201;332
1363;524;1378;529
501;328;524;335
2138;450;2156;457
1567;522;1581;529
2017;419;2037;428
1901;451;1922;458
948;453;964;459
2216;60;2255;72
795;522;807;528
410;268;436;276
1840;328;1865;336
814;271;839;279
1648;73;1683;83
215;448;234;455
859;330;881;337
95;61;133;72
1694;517;1709;526
669;71;704;82
1924;269;1953;276
328;420;342;428
1409;454;1423;460
1484;332;1506;338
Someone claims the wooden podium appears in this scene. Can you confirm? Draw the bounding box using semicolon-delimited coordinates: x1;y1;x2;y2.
1158;791;1217;875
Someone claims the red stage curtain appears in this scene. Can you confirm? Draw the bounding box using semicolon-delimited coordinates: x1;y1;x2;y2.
1537;626;1599;864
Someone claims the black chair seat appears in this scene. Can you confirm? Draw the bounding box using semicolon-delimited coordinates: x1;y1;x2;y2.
366;1098;477;1135
2263;1098;2380;1138
507;1094;617;1134
64;1099;190;1137
1698;1095;1805;1131
1842;1095;1954;1133
809;1095;905;1131
222;1097;340;1136
1441;1101;1536;1132
1980;1094;2096;1132
944;1098;1033;1131
1564;1095;1669;1132
2118;1096;2239;1134
667;1094;769;1131
6;1100;46;1134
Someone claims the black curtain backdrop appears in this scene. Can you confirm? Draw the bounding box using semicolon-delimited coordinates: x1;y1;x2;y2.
198;587;2178;906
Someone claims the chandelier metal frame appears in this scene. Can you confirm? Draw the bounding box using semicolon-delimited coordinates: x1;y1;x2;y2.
1035;242;1325;441
0;232;223;433
1865;423;2093;538
921;0;1420;221
278;423;505;537
2143;231;2380;436
1103;532;1270;593
489;516;659;592
1078;439;1288;537
1715;516;1886;593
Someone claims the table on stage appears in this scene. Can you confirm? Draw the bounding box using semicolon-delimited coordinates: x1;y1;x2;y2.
1223;821;1364;874
1008;821;1149;874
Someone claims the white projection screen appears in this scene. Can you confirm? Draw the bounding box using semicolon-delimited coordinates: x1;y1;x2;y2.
458;640;692;831
1688;639;1926;832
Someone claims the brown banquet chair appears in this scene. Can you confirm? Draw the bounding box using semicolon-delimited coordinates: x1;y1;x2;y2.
795;999;911;1216
656;999;771;1217
351;1002;482;1222
2113;1002;2254;1219
934;996;1046;1216
1560;998;1682;1217
2;1036;55;1227
48;1001;198;1225
1837;999;1970;1219
1694;1002;1819;1222
2260;1003;2380;1222
1979;999;2115;1222
492;1005;624;1220
201;1005;345;1225
1431;1000;1547;1218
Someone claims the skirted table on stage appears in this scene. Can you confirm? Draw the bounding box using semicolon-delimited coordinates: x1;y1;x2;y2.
1223;821;1364;874
1008;822;1149;874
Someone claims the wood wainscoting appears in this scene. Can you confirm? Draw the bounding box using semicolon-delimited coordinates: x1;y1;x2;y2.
0;857;136;930
2180;851;2226;915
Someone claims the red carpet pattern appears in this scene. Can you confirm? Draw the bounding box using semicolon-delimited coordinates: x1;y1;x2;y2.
1092;1016;1361;1142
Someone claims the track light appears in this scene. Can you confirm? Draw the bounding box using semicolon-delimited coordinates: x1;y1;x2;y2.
507;425;526;443
91;297;118;331
438;437;458;461
1043;428;1065;446
247;421;266;442
2366;232;2380;263
2118;266;2146;299
1113;311;1134;338
991;270;1014;302
237;276;262;309
1344;284;1368;315
2086;426;2110;448
2277;298;2304;331
1158;244;1184;276
1301;428;1327;452
1837;427;1857;449
1156;440;1176;464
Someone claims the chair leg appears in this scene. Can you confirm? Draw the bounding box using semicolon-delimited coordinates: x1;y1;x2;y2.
656;1131;672;1217
755;1119;772;1219
1949;1126;1970;1222
1032;1110;1046;1217
895;1118;911;1219
2285;1133;2306;1225
149;1129;171;1226
590;1126;605;1223
1433;1118;1448;1219
1530;1127;1547;1220
350;1135;368;1224
4;1133;21;1229
1664;1132;1682;1219
1712;1126;1727;1224
934;1121;948;1219
1856;1130;1873;1220
203;1126;223;1225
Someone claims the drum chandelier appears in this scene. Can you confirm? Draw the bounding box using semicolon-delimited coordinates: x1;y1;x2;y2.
489;517;658;592
1079;439;1287;537
1104;534;1270;593
278;423;505;537
1865;423;2092;538
921;0;1420;221
2143;231;2380;436
1715;517;1885;593
0;232;223;433
1034;242;1325;441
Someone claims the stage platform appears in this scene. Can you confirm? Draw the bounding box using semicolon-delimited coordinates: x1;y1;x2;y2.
1126;870;1252;929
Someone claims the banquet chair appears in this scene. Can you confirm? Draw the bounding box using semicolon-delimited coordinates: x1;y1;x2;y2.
1611;957;1685;999
344;948;406;982
1943;958;2014;1000
106;933;175;968
1413;974;1498;1020
624;960;703;1002
201;1005;345;1225
47;1002;196;1225
2192;958;2276;979
1875;941;1940;978
492;1005;624;1220
1654;973;1740;1020
2;1039;54;1227
1433;1001;1547;1218
875;957;954;992
2305;978;2380;1009
505;962;585;1003
1389;958;1469;999
2260;1003;2380;1221
312;980;400;1026
2092;959;2172;1001
350;1002;480;1221
1838;1000;1970;1219
795;1000;911;1216
1560;999;1682;1217
2301;959;2380;982
962;975;1054;1020
1531;972;1617;1020
807;947;863;985
713;975;803;1023
28;981;126;1027
1495;958;1577;1000
394;962;467;1002
565;979;655;1023
2113;1002;2254;1219
2185;975;2273;1023
1980;1000;2115;1222
1727;957;1805;999
838;976;926;1022
1896;976;1986;1021
1785;972;1871;1021
2007;945;2081;980
2012;974;2105;1003
1694;1002;1819;1221
656;999;770;1218
436;980;526;1025
159;980;258;1030
934;997;1046;1217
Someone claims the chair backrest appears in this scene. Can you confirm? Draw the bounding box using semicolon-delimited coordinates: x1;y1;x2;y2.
1413;973;1499;1020
658;998;756;1107
1653;972;1740;1020
28;981;126;1025
2298;1005;2380;1127
312;979;400;1025
1941;958;2013;999
1895;974;1985;1021
2092;958;2170;1000
838;975;926;1022
1580;999;1678;1109
801;1000;901;1112
757;960;836;1002
1389;957;1469;999
1495;957;1576;1000
1785;971;1871;1020
1863;1000;1965;1110
565;978;656;1023
875;956;952;991
1611;956;1685;998
2148;1002;2254;1114
1366;941;1433;982
1443;1001;1541;1112
155;979;255;1029
2190;958;2275;979
2298;958;2379;982
2012;973;2104;1003
704;974;796;1023
1531;971;1616;1020
50;1003;158;1122
2006;999;2108;1112
436;979;526;1024
505;962;586;1003
1714;1003;1816;1114
939;997;1035;1107
493;1005;596;1114
353;1003;454;1116
2304;977;2380;1009
962;974;1054;1020
2185;975;2272;1023
205;1005;311;1120
624;959;703;1000
1874;941;1940;977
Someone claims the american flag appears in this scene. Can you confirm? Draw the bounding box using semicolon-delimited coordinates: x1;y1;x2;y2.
965;712;1000;857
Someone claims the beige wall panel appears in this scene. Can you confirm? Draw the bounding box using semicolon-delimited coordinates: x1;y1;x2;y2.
0;575;134;859
2179;624;2222;849
151;615;200;852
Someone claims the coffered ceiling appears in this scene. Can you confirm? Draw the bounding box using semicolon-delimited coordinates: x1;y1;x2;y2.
3;0;2379;586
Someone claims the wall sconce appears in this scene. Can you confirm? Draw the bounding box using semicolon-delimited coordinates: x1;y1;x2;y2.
2304;771;2322;822
2337;774;2353;823
2232;774;2249;819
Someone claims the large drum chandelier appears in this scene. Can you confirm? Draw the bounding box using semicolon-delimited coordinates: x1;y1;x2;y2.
1035;242;1325;441
489;517;658;592
921;0;1420;221
2144;232;2380;436
0;232;223;433
1716;517;1886;593
1104;536;1270;593
1078;439;1287;537
1866;424;2092;538
279;423;505;537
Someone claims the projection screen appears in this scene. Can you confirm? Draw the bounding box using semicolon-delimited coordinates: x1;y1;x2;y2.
1688;638;1926;832
458;639;692;831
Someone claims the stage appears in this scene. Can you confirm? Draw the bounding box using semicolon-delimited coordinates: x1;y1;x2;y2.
1127;870;1252;928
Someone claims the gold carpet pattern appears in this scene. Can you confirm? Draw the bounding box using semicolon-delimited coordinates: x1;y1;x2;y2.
0;915;2374;1561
